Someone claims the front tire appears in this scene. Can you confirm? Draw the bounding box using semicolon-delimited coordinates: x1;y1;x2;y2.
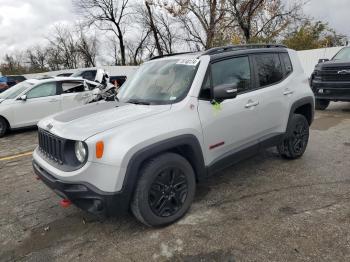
278;114;309;159
0;117;8;138
315;99;330;110
131;153;196;227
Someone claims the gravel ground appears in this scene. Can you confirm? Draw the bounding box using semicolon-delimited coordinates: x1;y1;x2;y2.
0;102;350;262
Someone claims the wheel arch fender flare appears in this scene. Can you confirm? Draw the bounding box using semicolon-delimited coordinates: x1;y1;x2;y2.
120;134;206;206
287;96;315;129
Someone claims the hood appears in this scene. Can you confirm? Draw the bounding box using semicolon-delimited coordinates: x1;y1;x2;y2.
39;101;171;141
0;98;14;105
316;60;350;70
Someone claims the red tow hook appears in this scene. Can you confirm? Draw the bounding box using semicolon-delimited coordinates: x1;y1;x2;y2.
60;199;72;208
35;176;41;180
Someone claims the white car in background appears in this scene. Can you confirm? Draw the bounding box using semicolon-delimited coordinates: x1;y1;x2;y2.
0;77;100;137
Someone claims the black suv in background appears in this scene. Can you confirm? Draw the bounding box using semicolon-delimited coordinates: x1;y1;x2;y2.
310;47;350;110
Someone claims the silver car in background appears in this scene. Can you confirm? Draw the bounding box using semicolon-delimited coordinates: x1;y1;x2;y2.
0;77;101;137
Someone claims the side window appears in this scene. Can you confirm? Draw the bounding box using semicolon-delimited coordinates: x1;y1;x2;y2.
62;81;86;93
26;83;57;99
280;53;293;76
254;53;283;87
211;56;251;94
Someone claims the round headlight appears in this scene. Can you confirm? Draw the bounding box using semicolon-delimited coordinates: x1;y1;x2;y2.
75;141;87;163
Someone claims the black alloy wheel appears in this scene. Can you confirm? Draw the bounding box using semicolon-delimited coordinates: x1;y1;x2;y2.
278;114;309;159
131;152;196;227
290;121;309;155
149;167;188;217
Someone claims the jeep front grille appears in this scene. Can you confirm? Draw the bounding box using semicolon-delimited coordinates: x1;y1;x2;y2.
38;129;64;164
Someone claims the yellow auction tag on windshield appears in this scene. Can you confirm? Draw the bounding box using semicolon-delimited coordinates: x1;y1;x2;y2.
176;59;200;66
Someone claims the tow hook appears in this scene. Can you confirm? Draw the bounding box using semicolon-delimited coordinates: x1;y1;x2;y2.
60;199;72;208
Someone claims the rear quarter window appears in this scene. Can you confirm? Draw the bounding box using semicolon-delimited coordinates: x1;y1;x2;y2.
254;53;284;87
280;53;293;76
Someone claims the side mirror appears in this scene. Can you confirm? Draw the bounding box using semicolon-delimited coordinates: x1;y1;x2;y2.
19;95;27;101
212;83;238;103
318;58;329;63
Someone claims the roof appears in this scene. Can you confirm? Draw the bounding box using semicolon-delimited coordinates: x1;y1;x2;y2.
148;44;288;62
25;77;99;86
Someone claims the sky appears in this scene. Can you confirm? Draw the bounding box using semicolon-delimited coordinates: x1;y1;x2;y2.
0;0;349;59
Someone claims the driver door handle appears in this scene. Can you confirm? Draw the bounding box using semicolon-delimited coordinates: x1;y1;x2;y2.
226;88;238;94
245;100;259;108
49;98;59;102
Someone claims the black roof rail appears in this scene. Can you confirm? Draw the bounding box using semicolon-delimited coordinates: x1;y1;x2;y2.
149;51;196;60
202;44;287;55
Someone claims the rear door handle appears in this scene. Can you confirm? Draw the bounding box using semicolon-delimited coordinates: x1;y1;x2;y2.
245;100;259;108
283;89;294;95
49;99;58;102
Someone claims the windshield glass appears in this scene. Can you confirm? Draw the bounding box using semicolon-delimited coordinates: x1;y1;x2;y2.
117;59;199;105
0;81;34;100
333;47;350;60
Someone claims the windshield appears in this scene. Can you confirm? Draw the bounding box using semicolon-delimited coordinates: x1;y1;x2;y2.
0;81;34;100
333;47;350;61
117;59;199;105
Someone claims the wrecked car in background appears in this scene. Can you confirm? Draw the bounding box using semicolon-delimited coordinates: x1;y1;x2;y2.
0;77;106;137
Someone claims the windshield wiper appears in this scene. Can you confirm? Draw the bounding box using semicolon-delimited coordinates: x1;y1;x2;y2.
127;99;151;105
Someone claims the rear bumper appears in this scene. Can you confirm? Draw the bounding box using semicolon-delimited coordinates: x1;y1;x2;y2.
312;80;350;101
33;160;130;217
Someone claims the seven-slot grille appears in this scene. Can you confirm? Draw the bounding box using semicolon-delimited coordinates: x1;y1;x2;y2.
38;129;64;164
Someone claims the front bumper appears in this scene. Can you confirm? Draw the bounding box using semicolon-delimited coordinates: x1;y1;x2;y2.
33;160;130;216
312;80;350;101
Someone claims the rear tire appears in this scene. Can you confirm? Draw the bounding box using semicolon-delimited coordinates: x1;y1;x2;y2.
278;114;309;159
315;99;330;110
0;117;8;138
131;153;196;227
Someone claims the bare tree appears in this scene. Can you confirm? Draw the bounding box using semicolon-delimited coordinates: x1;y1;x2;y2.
126;29;151;65
153;6;179;54
46;47;63;71
160;0;228;49
145;1;163;56
73;0;130;65
76;26;99;67
227;0;304;42
47;25;80;69
27;46;48;72
107;36;120;65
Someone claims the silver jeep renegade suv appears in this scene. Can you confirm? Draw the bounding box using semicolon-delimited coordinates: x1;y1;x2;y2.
33;44;314;227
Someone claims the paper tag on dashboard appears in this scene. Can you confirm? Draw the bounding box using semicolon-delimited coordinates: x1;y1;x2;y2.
176;59;200;66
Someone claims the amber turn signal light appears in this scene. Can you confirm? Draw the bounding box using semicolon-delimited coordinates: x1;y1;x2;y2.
96;141;104;159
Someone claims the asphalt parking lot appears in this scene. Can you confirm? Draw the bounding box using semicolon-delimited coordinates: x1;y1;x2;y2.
1;102;350;262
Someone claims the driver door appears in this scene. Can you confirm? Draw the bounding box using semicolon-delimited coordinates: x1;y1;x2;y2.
197;56;261;166
14;82;61;127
